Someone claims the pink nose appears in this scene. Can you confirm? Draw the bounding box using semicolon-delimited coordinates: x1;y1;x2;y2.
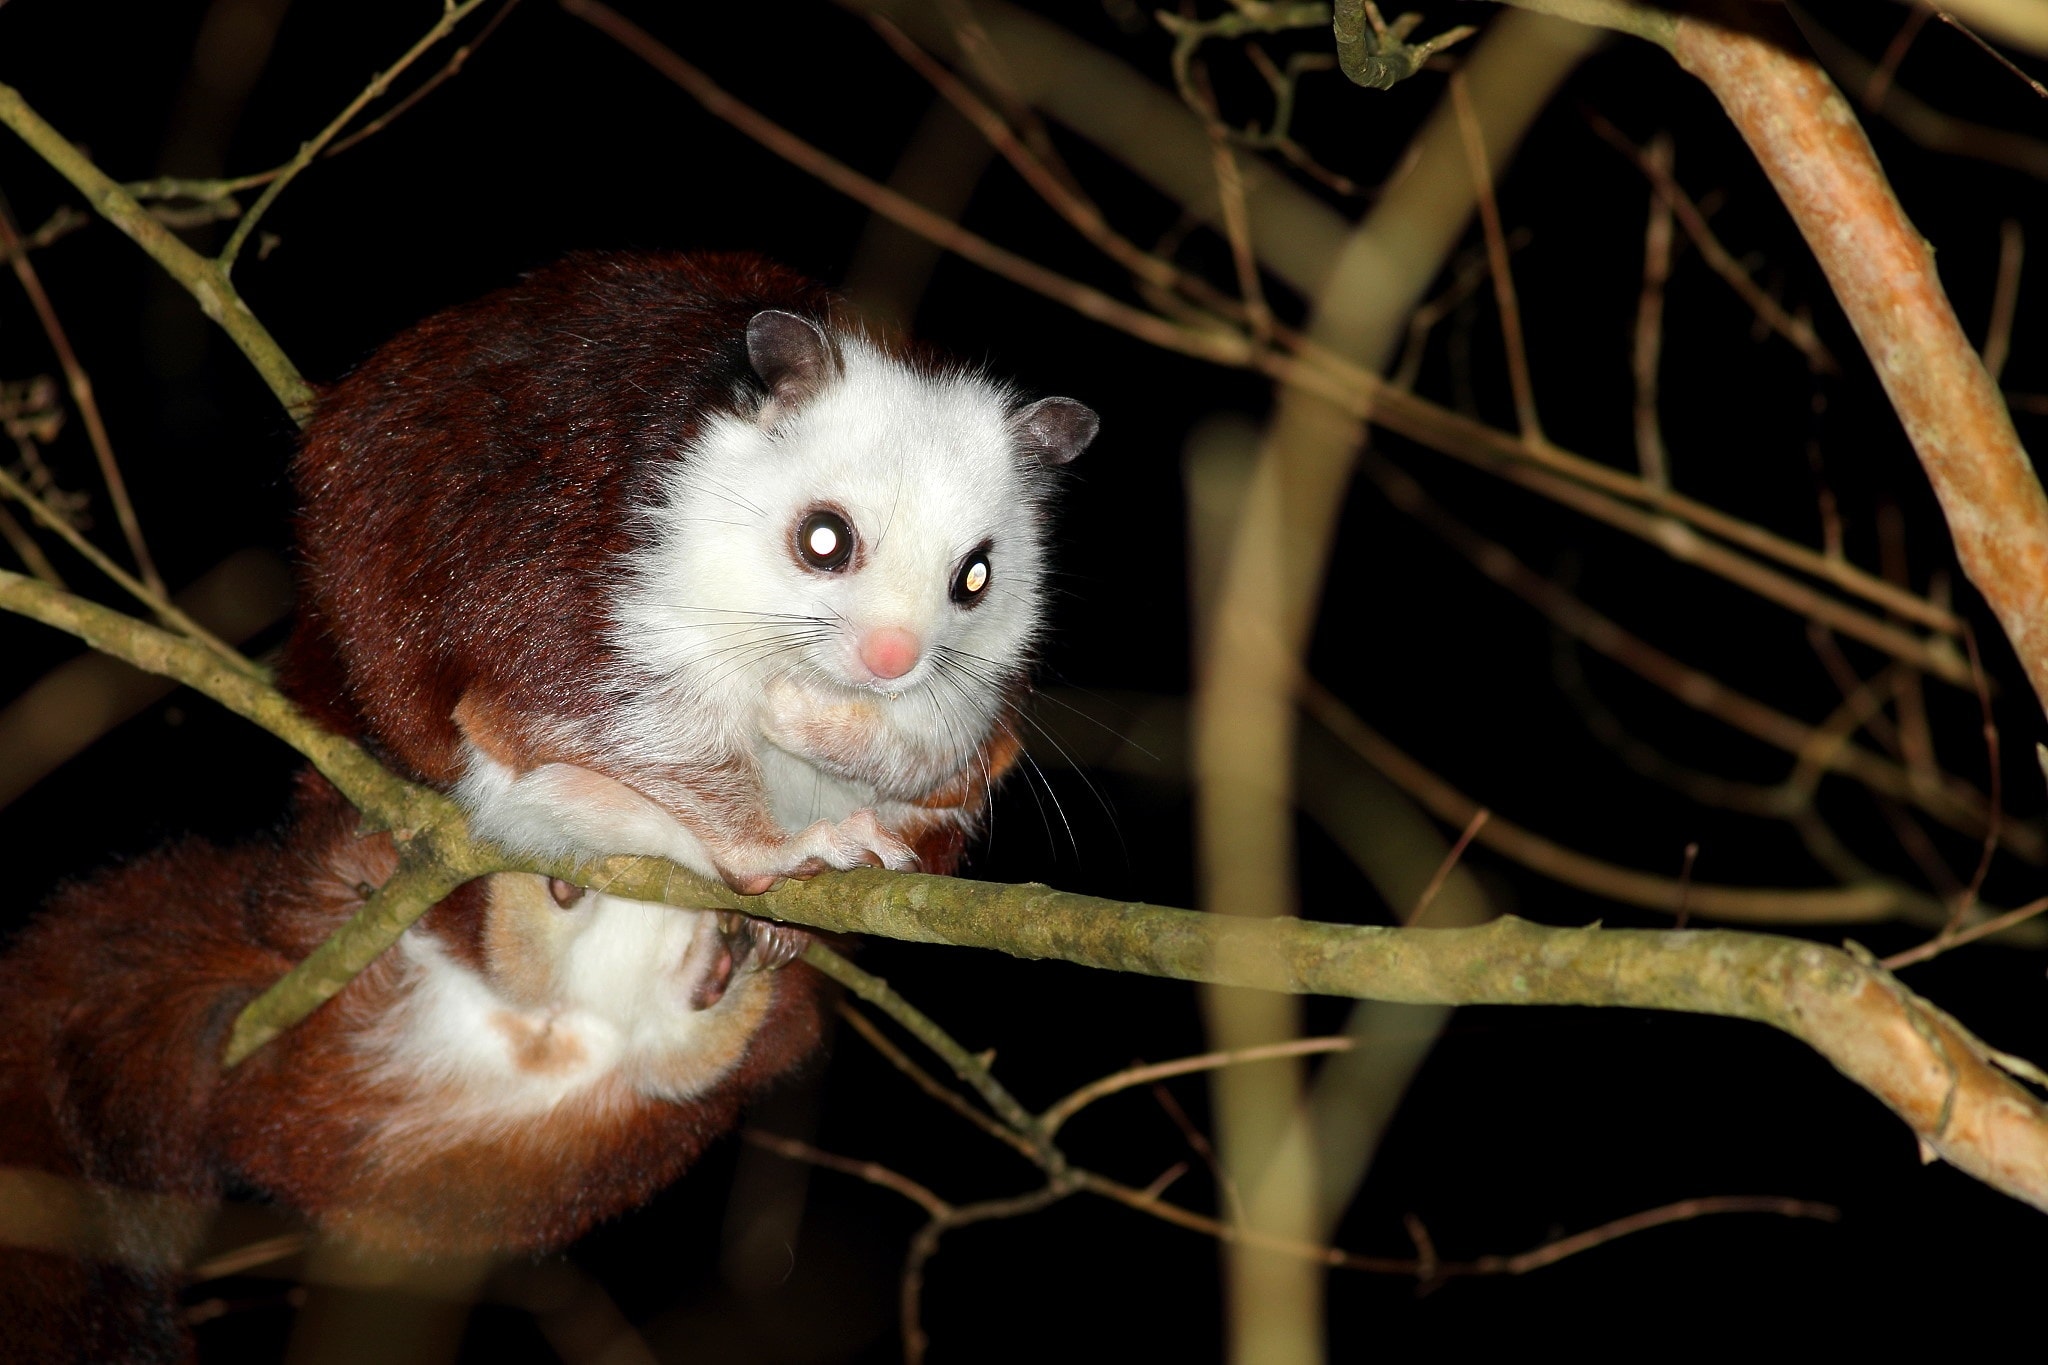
860;627;922;681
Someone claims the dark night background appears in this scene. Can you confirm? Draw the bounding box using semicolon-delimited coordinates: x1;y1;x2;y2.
2;0;2046;1358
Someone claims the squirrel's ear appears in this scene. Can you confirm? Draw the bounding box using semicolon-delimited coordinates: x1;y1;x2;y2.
1012;397;1098;466
746;311;840;419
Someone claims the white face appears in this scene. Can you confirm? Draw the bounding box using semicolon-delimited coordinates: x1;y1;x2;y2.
614;339;1057;795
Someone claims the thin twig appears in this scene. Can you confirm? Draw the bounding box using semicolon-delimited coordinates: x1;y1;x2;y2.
0;82;314;419
564;0;1252;368
101;0;515;221
1949;623;2003;929
1392;246;1496;389
0;204;89;264
837;1000;1038;1160
1865;6;1934;109
901;1184;1072;1365
1408;807;1491;926
1473;1195;1838;1275
1936;9;2048;99
1040;1037;1356;1138
743;1129;952;1220
0;203;163;596
1885;894;2048;970
1191;64;1274;344
328;0;522;158
1875;502;1941;787
1364;456;2024;855
802;944;1059;1169
0;503;62;586
1585;109;1838;372
865;14;1253;327
1078;1171;1833;1276
1299;671;1945;925
1632;133;1675;489
1451;72;1542;442
1984;217;2024;381
1147;1080;1244;1226
0;465;256;676
931;0;1070;179
1461;450;1971;685
218;0;493;271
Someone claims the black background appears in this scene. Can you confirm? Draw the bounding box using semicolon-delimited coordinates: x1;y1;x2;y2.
2;1;2046;1358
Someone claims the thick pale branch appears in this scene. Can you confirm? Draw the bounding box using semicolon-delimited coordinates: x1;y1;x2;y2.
1667;10;2048;715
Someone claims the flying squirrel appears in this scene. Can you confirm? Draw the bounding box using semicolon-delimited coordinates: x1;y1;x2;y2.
0;250;1095;1358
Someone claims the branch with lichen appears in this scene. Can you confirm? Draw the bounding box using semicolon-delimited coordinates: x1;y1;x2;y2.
0;0;509;422
4;565;2047;1217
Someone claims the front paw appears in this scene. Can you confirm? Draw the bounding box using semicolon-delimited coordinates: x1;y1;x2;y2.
810;808;920;873
714;809;918;894
759;675;888;770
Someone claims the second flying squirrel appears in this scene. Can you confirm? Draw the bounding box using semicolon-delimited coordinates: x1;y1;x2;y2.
285;249;1098;890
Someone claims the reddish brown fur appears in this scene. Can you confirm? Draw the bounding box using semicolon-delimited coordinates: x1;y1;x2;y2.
279;252;843;787
0;773;826;1358
2;252;1033;1358
280;251;1017;882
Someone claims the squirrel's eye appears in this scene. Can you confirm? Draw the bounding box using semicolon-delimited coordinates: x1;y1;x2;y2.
951;548;991;605
797;510;854;571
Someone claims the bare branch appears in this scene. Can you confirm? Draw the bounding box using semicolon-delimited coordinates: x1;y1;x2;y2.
1451;70;1542;441
1407;807;1490;926
836;1001;1039;1160
0;83;314;420
217;0;496;272
0;464;258;678
1299;671;1947;927
1985;217;2024;381
0;206;162;595
1365;456;2031;860
1585;110;1838;372
742;1130;952;1220
1040;1038;1357;1138
1631;132;1675;487
1671;8;2048;718
1885;894;2048;970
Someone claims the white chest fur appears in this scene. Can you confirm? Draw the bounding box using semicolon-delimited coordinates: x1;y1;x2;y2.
753;734;875;832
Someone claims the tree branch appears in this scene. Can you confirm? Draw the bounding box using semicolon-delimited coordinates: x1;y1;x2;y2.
0;83;314;421
1670;7;2048;717
4;565;2046;1212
